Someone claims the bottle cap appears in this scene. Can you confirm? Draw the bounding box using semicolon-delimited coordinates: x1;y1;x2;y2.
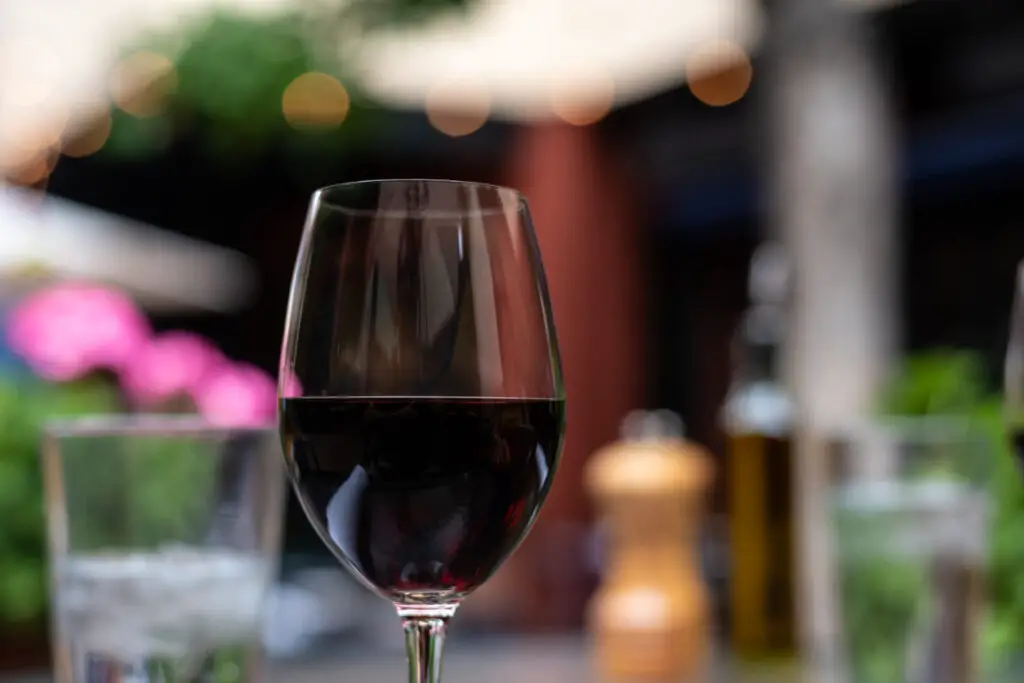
588;410;712;497
620;410;685;442
749;241;791;305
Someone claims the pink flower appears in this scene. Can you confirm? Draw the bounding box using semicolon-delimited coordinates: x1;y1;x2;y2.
193;362;277;428
279;365;304;398
120;332;226;406
5;282;151;382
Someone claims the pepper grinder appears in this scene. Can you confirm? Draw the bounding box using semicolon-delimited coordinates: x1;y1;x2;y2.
585;410;714;682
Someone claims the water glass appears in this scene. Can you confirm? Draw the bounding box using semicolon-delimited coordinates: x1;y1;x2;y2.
830;418;992;683
43;416;285;683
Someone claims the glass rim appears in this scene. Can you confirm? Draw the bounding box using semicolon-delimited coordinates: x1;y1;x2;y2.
313;178;528;218
43;414;275;439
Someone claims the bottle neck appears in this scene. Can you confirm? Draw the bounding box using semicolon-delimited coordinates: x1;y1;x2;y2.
734;305;785;387
742;340;778;385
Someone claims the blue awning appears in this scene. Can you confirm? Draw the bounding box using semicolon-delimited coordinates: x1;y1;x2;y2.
670;94;1024;232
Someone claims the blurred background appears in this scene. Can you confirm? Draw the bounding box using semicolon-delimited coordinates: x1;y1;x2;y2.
3;0;1024;680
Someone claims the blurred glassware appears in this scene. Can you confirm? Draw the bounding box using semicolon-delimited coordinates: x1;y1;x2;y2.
1005;261;1024;465
43;416;285;683
830;418;992;683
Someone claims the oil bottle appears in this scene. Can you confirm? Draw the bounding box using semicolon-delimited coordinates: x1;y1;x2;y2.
722;242;797;660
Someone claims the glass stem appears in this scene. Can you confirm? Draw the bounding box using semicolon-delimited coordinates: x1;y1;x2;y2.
400;607;455;683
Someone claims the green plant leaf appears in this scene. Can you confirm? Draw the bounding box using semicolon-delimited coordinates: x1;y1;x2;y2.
855;349;1024;675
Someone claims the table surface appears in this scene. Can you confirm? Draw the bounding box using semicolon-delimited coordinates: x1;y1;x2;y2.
10;636;800;683
266;636;802;683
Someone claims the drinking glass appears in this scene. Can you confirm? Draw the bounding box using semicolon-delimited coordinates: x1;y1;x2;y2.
278;179;566;683
830;418;992;683
1006;260;1024;462
44;417;286;683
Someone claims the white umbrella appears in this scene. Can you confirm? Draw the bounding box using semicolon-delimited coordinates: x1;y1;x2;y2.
0;0;913;154
0;184;257;313
0;0;292;165
348;0;907;121
351;0;765;121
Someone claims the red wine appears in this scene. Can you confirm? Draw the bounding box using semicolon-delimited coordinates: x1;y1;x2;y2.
280;397;565;603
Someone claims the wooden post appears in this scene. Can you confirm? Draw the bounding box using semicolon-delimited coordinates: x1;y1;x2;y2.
485;121;646;630
764;0;900;672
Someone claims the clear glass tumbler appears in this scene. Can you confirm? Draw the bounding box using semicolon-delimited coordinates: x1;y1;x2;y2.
43;416;286;683
830;418;993;683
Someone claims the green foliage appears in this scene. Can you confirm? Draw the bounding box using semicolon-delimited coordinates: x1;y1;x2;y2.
105;110;176;161
840;349;1024;681
104;0;474;165
0;374;238;627
0;379;120;624
973;393;1024;678
878;350;988;416
175;14;311;140
61;436;219;552
107;12;340;163
836;543;927;683
343;0;473;29
141;645;248;683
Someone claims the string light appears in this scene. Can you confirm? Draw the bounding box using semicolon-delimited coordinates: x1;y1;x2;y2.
282;72;350;130
63;108;113;158
110;51;177;118
550;72;615;126
0;41;60;109
425;80;490;137
4;149;57;186
3;107;67;159
686;41;752;107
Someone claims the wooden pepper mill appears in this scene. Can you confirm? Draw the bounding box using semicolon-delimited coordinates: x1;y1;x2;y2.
585;410;714;682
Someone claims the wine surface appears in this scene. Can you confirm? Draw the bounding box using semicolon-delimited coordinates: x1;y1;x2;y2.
280;397;565;603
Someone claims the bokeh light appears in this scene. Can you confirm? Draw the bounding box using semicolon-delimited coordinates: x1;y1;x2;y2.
3;105;69;159
282;72;351;130
37;110;71;151
686;41;753;107
425;80;490;137
0;41;60;110
3;149;58;187
62;108;113;158
550;71;616;126
110;51;178;118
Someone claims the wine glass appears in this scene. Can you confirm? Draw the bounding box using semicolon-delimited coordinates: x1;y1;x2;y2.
278;179;566;682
